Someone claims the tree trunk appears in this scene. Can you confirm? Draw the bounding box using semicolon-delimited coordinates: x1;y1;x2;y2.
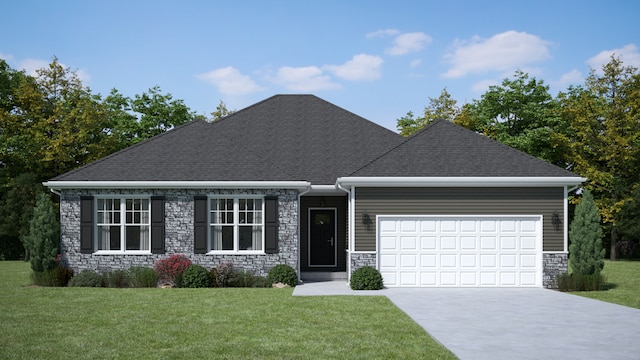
23;248;29;262
610;226;617;261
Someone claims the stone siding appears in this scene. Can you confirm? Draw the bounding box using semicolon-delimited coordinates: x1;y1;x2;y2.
350;252;377;274
59;188;299;277
543;252;568;288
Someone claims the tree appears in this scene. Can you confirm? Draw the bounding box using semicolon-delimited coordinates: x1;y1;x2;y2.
569;190;605;275
453;71;567;166
24;192;59;273
558;56;640;260
130;85;196;140
397;88;459;137
210;100;234;121
0;173;41;260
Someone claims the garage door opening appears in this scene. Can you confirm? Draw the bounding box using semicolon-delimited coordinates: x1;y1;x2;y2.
377;216;542;287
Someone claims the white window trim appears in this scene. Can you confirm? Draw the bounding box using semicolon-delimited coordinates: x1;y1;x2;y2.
93;195;152;255
207;195;265;255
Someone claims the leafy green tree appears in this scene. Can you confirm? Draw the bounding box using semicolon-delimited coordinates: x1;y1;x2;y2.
453;71;567;166
569;190;605;275
558;56;640;260
0;173;42;260
210;100;234;121
397;88;459;137
24;192;59;273
131;85;196;140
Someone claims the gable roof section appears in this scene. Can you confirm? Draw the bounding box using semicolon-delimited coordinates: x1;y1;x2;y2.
348;119;579;178
52;95;404;185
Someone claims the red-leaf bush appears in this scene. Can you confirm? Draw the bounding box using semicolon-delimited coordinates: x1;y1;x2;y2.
154;254;192;287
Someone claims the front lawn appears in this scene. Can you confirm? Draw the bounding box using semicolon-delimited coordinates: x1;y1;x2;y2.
0;262;455;360
572;260;640;309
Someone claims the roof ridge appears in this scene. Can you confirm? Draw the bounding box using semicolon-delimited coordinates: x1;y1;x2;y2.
51;120;207;180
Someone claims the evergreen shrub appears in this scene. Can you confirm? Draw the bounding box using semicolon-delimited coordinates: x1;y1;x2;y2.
267;264;298;287
569;190;605;275
182;264;211;288
350;266;384;290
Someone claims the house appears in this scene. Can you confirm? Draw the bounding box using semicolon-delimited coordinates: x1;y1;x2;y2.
45;94;584;287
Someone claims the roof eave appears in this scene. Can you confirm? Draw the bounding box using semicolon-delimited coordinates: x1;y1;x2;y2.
43;181;312;191
336;176;586;187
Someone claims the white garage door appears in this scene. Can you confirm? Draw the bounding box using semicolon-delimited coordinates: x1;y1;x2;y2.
378;216;542;287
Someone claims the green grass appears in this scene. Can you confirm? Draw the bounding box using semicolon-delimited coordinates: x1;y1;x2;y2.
0;262;455;360
572;260;640;309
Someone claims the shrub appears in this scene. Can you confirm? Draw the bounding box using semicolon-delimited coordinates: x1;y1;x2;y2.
569;190;605;275
129;267;157;288
24;192;59;273
228;270;270;288
69;270;103;287
154;254;192;287
51;265;74;287
556;272;606;292
103;270;130;288
31;271;55;286
182;264;211;288
211;263;235;287
350;266;384;290
267;264;298;288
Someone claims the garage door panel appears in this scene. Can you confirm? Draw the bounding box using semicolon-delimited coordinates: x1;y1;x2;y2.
400;236;417;250
378;216;542;287
400;254;417;268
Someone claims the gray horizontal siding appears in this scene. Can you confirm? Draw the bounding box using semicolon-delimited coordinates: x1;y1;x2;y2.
354;187;565;252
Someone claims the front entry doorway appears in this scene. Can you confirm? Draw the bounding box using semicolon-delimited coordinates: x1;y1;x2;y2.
308;208;337;267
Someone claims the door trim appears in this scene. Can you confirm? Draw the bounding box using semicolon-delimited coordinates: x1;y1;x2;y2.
308;208;338;267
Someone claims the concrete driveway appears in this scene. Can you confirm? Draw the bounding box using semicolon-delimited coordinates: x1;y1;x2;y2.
385;288;640;360
293;282;640;359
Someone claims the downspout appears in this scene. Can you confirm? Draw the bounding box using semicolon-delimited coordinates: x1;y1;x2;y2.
297;185;312;283
336;181;352;284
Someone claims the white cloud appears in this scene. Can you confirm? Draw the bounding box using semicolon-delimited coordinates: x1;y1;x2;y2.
324;54;383;81
410;59;422;68
197;66;263;95
555;69;583;87
366;28;400;39
443;31;551;78
19;58;50;76
587;44;640;71
272;66;340;92
386;32;432;56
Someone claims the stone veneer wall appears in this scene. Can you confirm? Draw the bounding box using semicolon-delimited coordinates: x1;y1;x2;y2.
542;252;568;288
350;252;376;274
59;188;299;277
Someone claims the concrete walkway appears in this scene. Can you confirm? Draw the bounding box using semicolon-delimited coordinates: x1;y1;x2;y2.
293;281;640;360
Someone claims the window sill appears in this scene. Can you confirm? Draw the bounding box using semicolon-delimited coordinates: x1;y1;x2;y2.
206;251;265;255
93;251;152;256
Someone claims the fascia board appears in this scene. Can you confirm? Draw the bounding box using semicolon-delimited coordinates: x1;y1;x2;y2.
336;177;586;187
43;181;312;190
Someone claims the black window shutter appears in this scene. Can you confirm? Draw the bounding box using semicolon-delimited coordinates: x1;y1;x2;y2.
194;196;207;254
151;196;165;254
80;196;94;254
265;196;279;254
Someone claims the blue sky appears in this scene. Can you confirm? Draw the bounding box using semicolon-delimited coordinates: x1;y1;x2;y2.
2;0;639;131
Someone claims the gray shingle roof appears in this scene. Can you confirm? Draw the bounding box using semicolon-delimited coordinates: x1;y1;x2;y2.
53;95;578;185
53;95;403;184
350;119;577;177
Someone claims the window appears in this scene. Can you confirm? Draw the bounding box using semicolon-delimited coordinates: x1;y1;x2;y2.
210;197;263;252
96;198;150;253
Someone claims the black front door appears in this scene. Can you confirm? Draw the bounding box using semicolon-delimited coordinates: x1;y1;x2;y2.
309;209;337;267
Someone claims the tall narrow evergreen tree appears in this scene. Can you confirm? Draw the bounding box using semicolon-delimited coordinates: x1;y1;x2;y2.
24;192;59;273
569;190;605;275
